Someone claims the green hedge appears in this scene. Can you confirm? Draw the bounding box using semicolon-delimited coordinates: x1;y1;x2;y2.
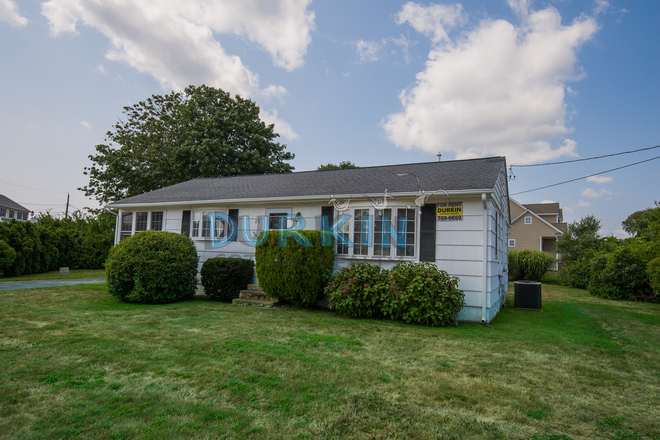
0;211;115;277
508;249;556;282
326;261;465;327
0;240;16;277
255;230;335;307
105;231;199;304
201;258;254;302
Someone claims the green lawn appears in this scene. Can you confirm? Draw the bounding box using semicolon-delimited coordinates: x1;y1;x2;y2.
1;283;659;439
0;269;106;282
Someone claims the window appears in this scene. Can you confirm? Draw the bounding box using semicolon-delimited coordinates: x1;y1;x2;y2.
337;217;350;255
373;209;392;257
353;209;370;256
524;216;532;225
0;208;5;217
150;212;164;231
16;212;22;221
269;213;289;230
508;239;516;247
120;212;133;241
337;207;416;258
119;210;165;240
191;210;228;240
397;208;416;257
135;212;148;232
9;210;15;219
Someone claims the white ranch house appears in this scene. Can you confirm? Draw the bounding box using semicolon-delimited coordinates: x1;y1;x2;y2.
108;157;511;323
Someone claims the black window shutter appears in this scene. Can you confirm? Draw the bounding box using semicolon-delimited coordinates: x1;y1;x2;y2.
419;204;436;262
181;210;191;237
228;209;239;241
321;206;334;230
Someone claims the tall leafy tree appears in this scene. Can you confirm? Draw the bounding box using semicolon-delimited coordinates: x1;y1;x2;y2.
317;161;358;171
81;85;295;204
622;201;660;240
556;215;602;264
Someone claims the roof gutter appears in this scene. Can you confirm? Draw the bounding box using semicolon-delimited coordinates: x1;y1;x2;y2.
107;189;495;209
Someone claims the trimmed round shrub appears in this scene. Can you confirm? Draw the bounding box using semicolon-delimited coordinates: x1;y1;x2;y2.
201;257;254;302
381;261;465;327
325;262;387;318
105;231;199;304
255;230;335;307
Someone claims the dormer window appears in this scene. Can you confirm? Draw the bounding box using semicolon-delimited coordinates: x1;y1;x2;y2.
524;216;532;225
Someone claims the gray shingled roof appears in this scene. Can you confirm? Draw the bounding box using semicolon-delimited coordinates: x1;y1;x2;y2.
0;194;29;212
109;157;506;206
524;203;560;214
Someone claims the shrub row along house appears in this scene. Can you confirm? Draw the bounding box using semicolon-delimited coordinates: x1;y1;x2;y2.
107;157;511;323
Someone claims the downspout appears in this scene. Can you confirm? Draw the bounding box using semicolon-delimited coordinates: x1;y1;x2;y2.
482;193;488;323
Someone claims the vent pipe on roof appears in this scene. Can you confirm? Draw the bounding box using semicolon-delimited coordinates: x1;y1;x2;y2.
437;152;442;161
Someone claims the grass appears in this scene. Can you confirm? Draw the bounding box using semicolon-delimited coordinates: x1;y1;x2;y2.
0;269;106;282
1;282;659;439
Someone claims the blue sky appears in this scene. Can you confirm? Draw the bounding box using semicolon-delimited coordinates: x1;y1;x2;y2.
0;0;658;237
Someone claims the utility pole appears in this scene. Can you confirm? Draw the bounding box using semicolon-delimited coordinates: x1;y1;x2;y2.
65;193;70;219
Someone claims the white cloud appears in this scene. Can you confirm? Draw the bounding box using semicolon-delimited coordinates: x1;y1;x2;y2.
96;63;107;74
593;0;609;15
41;0;315;96
0;0;28;26
540;200;556;204
564;199;591;213
384;2;599;164
260;109;299;141
581;187;619;198
396;2;465;43
355;39;384;62
586;175;613;184
261;85;288;102
79;121;91;129
392;35;415;64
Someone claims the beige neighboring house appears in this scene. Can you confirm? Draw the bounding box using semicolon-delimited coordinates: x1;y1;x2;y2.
508;199;567;268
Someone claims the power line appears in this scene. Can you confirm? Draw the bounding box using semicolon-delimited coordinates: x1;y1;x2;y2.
510;144;660;168
511;154;660;196
0;179;68;194
18;202;67;206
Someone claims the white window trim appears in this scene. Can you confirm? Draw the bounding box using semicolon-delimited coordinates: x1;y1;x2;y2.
509;239;516;247
524;216;532;225
119;210;168;241
336;205;417;260
191;208;229;240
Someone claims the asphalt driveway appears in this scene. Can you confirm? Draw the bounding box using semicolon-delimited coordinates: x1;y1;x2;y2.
0;278;106;291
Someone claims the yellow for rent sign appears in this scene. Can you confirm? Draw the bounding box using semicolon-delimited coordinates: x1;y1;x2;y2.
437;202;463;221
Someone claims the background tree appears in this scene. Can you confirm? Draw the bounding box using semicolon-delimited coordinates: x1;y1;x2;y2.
317;161;358;171
81;85;295;204
622;201;660;240
556;215;601;265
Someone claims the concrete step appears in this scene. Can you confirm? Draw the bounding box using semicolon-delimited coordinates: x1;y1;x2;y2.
232;298;278;308
247;284;261;291
239;289;269;300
